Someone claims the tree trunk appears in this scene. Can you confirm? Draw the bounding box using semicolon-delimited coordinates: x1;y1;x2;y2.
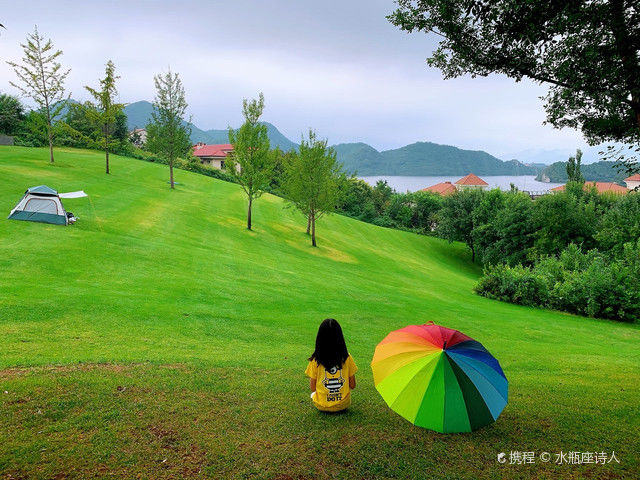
470;244;475;263
170;162;174;189
306;215;311;235
247;196;252;230
47;120;54;164
105;131;110;174
311;211;317;247
43;85;53;163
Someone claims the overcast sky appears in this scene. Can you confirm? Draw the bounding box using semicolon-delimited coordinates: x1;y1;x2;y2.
1;0;594;159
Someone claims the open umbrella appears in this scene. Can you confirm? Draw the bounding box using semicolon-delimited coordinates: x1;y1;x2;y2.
371;322;507;433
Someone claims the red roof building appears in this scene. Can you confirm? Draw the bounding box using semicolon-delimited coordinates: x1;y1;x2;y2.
421;174;489;196
624;174;640;190
422;181;457;196
551;182;628;195
193;143;234;170
455;173;489;187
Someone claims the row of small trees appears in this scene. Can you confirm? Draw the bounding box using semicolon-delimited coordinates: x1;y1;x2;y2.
222;92;342;246
5;26;189;182
5;26;344;247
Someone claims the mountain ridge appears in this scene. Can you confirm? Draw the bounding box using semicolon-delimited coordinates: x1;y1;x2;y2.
333;141;538;176
125;101;298;151
535;160;627;184
123;101;537;176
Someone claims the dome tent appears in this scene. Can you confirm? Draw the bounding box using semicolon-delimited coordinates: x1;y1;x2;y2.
8;185;69;225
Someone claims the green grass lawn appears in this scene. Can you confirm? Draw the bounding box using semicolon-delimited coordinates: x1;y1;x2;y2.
1;146;638;479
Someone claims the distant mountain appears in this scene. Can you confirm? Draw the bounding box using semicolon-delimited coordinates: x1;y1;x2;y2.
122;101;536;176
535;161;626;184
501;144;633;165
335;141;539;176
124;101;298;151
332;143;384;170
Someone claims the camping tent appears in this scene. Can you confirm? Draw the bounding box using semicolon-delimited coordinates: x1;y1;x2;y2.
8;185;69;225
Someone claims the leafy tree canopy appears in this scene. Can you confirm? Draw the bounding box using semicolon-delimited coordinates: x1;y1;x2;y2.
389;1;640;159
0;93;25;135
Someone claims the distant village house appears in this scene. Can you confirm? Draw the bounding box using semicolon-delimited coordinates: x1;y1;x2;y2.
192;143;234;170
422;173;489;196
625;174;640;190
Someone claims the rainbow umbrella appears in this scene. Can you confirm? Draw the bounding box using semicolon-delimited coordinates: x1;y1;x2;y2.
371;322;507;433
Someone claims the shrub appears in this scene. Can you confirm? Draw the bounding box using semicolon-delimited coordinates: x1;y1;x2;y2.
475;264;548;307
475;243;640;322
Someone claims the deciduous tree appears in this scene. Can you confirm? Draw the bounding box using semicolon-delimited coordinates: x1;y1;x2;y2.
437;189;484;262
284;130;343;247
85;60;124;174
7;26;70;163
225;93;272;230
146;69;191;189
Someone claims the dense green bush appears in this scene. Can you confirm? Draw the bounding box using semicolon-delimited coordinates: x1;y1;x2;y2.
475;242;640;322
336;178;443;233
475;263;549;307
387;191;443;233
596;193;640;256
436;189;484;260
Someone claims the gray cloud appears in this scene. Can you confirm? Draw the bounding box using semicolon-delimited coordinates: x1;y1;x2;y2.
1;0;590;157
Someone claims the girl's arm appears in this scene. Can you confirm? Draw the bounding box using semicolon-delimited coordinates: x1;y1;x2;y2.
349;375;356;390
309;377;316;392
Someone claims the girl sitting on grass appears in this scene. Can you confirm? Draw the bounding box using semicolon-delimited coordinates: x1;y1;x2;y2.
305;318;357;412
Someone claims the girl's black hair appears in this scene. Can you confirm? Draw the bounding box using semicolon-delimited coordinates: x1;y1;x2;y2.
309;318;349;370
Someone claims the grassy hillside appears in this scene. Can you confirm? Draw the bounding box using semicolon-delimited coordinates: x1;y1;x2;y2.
0;146;638;479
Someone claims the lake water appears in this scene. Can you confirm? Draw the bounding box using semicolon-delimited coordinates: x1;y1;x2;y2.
360;175;564;193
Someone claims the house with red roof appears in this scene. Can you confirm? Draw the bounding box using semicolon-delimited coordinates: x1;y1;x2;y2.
193;143;234;170
550;182;628;195
421;174;489;196
454;173;489;190
624;174;640;191
422;181;458;196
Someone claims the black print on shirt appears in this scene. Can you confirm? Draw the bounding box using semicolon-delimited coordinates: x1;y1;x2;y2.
323;366;345;402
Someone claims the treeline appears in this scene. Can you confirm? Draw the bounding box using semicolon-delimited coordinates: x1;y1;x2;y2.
435;184;639;322
1;94;132;155
536;160;626;184
335;179;443;233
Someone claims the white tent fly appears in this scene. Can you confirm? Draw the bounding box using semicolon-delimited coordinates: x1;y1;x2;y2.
59;190;88;199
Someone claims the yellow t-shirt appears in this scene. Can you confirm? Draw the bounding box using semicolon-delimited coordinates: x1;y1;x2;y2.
305;354;358;412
